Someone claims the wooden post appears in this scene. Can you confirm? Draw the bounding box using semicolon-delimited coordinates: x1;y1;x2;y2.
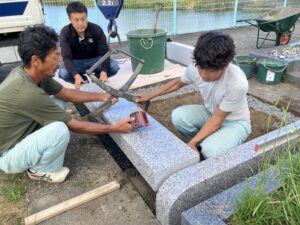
24;181;120;225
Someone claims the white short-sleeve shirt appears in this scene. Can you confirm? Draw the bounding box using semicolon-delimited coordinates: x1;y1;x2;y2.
181;63;250;122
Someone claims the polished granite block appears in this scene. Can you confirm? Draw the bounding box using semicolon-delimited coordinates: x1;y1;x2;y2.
80;83;199;191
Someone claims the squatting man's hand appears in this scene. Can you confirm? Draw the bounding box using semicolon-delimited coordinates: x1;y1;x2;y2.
99;71;109;82
188;141;200;154
74;74;87;89
136;93;153;102
115;117;135;133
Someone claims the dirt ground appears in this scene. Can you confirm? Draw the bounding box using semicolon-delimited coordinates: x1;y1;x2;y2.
147;91;281;143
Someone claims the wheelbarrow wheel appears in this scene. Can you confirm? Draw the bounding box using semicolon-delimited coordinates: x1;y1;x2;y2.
278;31;291;45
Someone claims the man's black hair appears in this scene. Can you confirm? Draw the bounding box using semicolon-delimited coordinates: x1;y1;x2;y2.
18;25;58;68
193;31;235;70
66;1;87;17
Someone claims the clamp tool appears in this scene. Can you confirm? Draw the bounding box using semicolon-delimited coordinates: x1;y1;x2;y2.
84;48;150;120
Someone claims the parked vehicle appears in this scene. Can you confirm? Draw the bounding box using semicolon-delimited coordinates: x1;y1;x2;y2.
0;0;44;34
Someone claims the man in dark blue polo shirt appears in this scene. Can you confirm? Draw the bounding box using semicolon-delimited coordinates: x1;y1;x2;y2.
58;1;119;88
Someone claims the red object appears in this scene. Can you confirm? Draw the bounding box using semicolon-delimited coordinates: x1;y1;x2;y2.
254;144;259;152
279;32;291;45
130;110;149;128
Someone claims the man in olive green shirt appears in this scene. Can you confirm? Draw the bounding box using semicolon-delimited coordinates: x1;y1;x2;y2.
0;25;133;183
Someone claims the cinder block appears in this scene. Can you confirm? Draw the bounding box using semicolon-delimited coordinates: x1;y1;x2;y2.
166;42;194;66
80;83;199;191
156;120;300;225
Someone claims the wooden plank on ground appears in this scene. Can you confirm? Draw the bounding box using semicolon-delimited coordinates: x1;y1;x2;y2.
24;181;120;225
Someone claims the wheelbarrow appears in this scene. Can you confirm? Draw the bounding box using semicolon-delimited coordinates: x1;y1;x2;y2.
237;8;300;48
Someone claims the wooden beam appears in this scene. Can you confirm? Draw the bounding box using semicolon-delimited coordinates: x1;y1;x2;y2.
24;181;120;225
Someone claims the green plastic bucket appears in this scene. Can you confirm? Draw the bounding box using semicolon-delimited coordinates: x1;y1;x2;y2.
256;58;288;85
233;55;256;79
126;29;167;74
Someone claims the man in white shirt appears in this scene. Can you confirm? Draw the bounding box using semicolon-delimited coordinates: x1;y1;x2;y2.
137;31;251;159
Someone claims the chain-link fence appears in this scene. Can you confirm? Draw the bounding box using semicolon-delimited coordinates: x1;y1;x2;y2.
42;0;300;41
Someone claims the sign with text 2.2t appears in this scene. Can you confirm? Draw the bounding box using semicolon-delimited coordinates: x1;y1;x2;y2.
96;0;123;20
97;0;119;6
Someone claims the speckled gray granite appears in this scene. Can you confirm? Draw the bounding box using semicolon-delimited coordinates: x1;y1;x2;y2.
181;166;281;225
181;203;226;225
80;83;199;191
156;120;300;225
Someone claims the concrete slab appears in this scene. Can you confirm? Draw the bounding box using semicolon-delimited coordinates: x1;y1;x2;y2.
26;133;160;225
80;82;199;191
156;120;300;225
181;166;281;225
166;42;194;66
248;77;300;116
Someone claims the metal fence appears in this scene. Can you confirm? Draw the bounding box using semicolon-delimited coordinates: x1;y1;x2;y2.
43;0;300;41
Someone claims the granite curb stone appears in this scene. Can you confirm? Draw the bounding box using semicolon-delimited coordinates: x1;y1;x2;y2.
80;83;200;191
181;166;281;225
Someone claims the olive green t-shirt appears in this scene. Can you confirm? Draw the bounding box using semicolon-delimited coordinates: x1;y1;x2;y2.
0;66;72;153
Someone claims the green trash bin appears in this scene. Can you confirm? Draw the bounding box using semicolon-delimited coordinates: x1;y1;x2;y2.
233;55;257;79
126;29;167;74
256;58;288;85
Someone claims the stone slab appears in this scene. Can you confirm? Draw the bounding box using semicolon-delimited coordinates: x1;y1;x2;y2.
181;166;281;225
156;120;300;225
181;203;226;225
166;41;194;66
80;83;199;191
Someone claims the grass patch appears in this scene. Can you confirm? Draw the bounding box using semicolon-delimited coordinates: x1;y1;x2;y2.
229;102;300;224
231;140;300;224
2;180;27;202
0;173;29;225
